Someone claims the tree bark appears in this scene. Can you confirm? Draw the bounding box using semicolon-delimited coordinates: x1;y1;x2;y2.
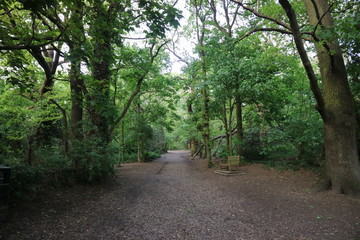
87;1;120;143
202;87;212;167
280;0;360;196
69;47;83;143
188;95;199;156
222;101;231;154
235;94;243;156
194;1;212;167
69;47;83;168
228;98;234;155
303;0;360;196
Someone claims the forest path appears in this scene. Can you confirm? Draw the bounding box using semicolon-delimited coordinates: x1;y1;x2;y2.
1;150;360;240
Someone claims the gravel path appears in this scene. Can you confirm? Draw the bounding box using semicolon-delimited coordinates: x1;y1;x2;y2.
1;150;360;240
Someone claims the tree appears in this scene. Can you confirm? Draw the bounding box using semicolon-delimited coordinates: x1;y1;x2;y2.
231;0;360;195
190;0;213;167
0;0;182;182
208;0;243;156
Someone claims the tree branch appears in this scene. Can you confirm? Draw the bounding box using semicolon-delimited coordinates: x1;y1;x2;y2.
166;45;190;66
230;0;291;31
110;41;169;133
235;27;292;43
0;30;65;50
209;0;228;35
230;4;240;30
279;0;325;119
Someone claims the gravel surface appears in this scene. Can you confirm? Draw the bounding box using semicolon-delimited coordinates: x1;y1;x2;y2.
1;150;360;240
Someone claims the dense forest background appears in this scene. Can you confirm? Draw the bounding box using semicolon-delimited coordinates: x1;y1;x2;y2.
0;0;359;197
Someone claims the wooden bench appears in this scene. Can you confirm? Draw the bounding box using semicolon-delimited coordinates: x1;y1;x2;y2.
220;156;241;171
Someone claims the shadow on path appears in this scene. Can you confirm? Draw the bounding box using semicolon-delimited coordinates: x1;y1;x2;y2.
1;150;359;240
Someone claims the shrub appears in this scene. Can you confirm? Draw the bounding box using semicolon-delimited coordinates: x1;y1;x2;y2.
9;165;45;200
69;138;118;182
144;151;161;161
35;145;71;169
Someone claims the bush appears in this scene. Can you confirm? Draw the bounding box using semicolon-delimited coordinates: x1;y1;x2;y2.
9;165;45;200
35;145;71;169
242;127;263;161
69;138;118;182
144;151;161;161
260;127;298;161
121;152;138;163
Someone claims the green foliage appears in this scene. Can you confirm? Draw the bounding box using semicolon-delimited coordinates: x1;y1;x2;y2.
35;145;70;169
122;152;138;163
2;0;356;197
69;138;118;182
242;127;263;161
9;165;45;200
139;0;182;38
144;151;161;162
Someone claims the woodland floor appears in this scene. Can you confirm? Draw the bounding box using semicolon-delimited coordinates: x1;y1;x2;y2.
1;150;360;240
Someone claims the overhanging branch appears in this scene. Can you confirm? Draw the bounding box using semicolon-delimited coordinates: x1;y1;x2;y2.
230;0;291;31
235;27;292;43
279;0;325;119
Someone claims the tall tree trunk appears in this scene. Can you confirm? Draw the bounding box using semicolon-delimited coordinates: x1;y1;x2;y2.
193;0;212;167
87;1;117;143
69;47;83;168
222;101;231;154
228;98;234;155
69;48;83;141
280;0;360;195
202;87;212;167
303;0;360;195
187;90;198;156
121;122;125;164
235;94;243;156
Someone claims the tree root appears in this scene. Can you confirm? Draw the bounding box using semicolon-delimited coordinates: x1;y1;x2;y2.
310;175;331;193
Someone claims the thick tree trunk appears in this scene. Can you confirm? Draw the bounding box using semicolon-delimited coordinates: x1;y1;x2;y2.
303;0;360;196
90;36;111;142
279;0;360;195
87;1;116;143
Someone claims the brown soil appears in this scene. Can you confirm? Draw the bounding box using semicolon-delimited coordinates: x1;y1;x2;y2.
1;150;359;240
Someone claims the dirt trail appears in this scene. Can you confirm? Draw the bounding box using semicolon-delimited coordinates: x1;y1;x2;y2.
1;150;360;240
